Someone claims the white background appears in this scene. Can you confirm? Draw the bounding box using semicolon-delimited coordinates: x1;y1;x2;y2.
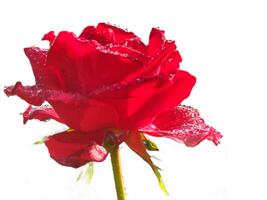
0;0;266;199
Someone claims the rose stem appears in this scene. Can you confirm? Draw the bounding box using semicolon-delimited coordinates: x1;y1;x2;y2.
110;146;126;200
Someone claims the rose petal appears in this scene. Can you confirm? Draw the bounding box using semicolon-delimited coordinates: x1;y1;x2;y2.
42;31;56;45
4;82;44;106
103;70;196;130
141;105;222;147
124;39;181;83
147;28;166;57
5;82;119;132
120;38;147;54
47;31;143;94
24;47;63;90
129;71;195;128
79;25;114;45
145;28;182;76
47;91;119;132
80;23;146;53
158;50;182;76
97;23;139;44
107;45;146;64
45;130;108;168
5;71;194;133
23;105;64;124
24;47;47;86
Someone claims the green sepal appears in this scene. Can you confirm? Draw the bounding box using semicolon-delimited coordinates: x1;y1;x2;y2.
141;134;159;151
152;167;169;195
76;162;94;183
33;137;47;145
125;132;168;195
76;171;83;181
84;162;94;183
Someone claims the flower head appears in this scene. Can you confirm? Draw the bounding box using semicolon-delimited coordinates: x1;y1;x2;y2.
4;23;221;171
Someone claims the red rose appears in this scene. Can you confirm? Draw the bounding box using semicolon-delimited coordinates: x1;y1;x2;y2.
5;23;221;168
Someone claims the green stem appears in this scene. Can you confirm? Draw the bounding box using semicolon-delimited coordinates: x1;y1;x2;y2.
110;146;126;200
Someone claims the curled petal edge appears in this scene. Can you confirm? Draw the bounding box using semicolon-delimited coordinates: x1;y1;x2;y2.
42;31;56;45
22;105;64;124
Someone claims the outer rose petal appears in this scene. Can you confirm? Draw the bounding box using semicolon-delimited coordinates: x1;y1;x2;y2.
129;71;196;128
24;47;47;87
141;105;222;147
47;91;119;132
24;47;62;90
23;105;64;124
5;82;119;132
45;130;108;168
4;82;44;106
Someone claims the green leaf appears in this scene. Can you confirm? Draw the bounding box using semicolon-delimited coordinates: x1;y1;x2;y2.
84;162;94;183
76;162;94;183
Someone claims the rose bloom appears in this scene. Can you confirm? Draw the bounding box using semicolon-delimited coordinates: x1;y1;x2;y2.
5;23;222;168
